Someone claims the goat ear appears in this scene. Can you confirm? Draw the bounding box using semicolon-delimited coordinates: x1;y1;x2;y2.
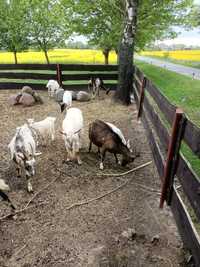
59;130;67;136
127;139;131;149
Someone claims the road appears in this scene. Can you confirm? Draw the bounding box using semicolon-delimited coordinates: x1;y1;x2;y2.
136;55;200;80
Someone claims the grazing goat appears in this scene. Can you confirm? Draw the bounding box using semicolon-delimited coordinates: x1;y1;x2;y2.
8;124;37;192
0;179;15;210
61;108;83;164
89;120;135;170
59;90;72;113
27;117;56;145
46;80;60;97
88;77;110;98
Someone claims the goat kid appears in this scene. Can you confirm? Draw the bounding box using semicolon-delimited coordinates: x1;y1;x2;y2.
89;119;135;170
59;90;72;113
88;77;110;98
46;80;60;97
61;108;83;165
27;116;56;145
8;124;37;192
0;179;15;210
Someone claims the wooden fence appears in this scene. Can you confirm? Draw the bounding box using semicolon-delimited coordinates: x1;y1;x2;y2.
134;66;200;266
0;63;118;91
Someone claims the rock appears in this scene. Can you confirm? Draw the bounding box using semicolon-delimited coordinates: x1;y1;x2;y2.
19;93;35;106
76;91;91;102
21;86;33;95
151;234;160;245
32;92;44;104
54;88;64;102
121;228;136;241
8;93;22;105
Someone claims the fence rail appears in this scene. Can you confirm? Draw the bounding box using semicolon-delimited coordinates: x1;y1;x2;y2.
0;63;118;91
134;66;200;266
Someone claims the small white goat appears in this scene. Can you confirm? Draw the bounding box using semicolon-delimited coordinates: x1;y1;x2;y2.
0;179;15;209
46;80;60;97
8;124;37;192
60;91;72;112
61;107;83;164
27;117;56;145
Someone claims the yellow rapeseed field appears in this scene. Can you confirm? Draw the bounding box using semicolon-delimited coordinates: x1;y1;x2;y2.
0;49;117;64
140;50;200;61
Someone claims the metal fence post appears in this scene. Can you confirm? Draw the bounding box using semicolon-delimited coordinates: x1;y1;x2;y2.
159;108;185;208
137;77;146;120
56;64;62;87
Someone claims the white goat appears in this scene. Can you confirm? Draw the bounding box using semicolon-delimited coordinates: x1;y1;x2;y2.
0;179;15;209
60;91;72;112
8;124;37;192
27;117;56;145
46;80;60;97
61;108;83;164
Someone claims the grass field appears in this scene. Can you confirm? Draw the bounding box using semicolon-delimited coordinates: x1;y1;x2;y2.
0;49;118;64
140;50;200;69
136;60;200;176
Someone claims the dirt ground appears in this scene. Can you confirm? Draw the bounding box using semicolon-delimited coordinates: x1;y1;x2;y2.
0;90;189;267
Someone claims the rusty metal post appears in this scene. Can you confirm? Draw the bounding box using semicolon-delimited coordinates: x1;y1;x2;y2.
137;77;146;120
159;108;184;208
56;64;62;87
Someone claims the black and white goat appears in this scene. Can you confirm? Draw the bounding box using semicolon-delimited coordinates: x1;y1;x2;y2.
89;120;136;170
88;77;110;98
8;124;37;192
0;179;15;210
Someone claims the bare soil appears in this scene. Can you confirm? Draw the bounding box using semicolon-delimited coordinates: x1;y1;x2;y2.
0;90;188;267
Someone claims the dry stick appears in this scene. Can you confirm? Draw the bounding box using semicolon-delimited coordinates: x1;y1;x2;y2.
97;161;152;177
0;174;61;221
64;161;152;211
10;244;27;260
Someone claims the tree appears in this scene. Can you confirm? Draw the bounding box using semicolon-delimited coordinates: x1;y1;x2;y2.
0;0;29;64
114;0;139;104
27;0;70;64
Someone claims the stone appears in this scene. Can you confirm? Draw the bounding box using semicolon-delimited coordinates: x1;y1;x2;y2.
32;92;44;104
19;93;35;106
21;85;33;95
54;88;64;102
8;93;22;105
121;228;136;241
76;91;91;102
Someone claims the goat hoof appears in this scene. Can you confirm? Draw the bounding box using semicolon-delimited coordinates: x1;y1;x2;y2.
78;160;82;165
27;184;33;193
99;163;104;170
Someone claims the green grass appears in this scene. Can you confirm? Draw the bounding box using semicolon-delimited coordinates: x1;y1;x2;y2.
136;60;200;177
136;60;200;126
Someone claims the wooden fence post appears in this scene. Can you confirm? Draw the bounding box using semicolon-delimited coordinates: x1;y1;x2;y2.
56;64;62;87
159;108;185;208
137;77;146;120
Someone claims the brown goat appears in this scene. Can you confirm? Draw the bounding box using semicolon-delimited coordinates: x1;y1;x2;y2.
89;119;135;170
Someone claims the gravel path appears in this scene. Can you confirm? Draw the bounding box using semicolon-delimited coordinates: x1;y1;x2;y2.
136;55;200;80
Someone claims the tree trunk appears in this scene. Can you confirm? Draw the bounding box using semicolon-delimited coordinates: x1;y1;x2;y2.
44;50;50;64
114;0;139;105
103;49;110;65
13;51;18;64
